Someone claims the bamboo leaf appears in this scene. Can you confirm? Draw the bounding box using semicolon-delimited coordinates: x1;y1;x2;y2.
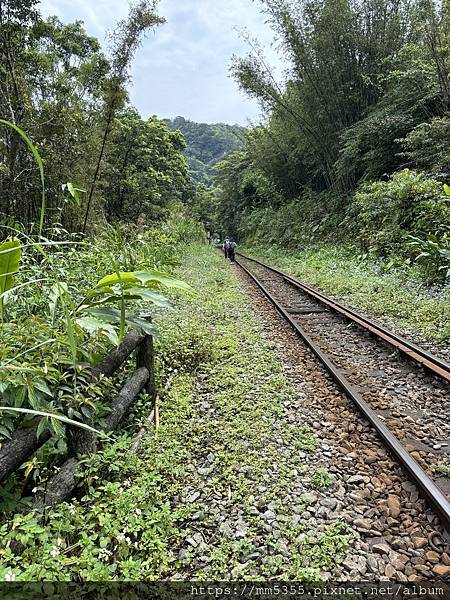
0;119;46;237
0;407;107;436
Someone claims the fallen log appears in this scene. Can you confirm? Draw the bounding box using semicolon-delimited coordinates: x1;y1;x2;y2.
91;331;144;378
32;458;82;512
0;332;145;484
31;367;150;511
105;367;149;431
0;424;51;484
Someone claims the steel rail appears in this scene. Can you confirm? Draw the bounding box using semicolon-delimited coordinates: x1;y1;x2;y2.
235;256;450;536
237;252;450;382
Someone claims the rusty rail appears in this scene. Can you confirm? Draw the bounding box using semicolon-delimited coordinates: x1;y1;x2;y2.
238;252;450;382
235;254;450;537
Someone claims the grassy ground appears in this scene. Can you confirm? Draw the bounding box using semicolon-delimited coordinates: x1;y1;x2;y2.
242;245;450;346
0;244;352;581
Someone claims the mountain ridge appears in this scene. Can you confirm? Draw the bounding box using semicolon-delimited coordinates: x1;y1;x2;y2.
164;116;245;184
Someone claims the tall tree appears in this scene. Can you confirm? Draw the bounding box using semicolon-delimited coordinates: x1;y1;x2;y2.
82;0;165;231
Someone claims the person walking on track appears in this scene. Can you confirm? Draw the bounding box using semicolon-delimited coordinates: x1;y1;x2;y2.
227;239;237;263
222;237;230;260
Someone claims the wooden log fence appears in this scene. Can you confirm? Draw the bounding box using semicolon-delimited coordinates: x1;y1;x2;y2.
0;325;156;512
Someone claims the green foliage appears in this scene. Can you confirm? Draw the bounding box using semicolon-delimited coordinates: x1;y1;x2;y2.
0;217;193;443
399;115;450;176
0;245;354;580
432;462;450;476
350;170;449;261
102;109;193;224
165;116;245;184
215;0;449;288
308;467;335;491
0;238;21;319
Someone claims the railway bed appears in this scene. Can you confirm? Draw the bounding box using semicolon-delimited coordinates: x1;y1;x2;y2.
235;252;450;543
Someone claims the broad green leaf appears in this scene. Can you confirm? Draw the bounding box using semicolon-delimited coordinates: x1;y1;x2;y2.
134;270;191;290
85;306;158;336
124;287;173;307
444;184;450;197
63;182;85;207
122;314;158;336
49;282;69;324
76;316;119;345
32;379;53;397
0;238;21;318
85;306;119;323
91;288;172;308
95;272;139;288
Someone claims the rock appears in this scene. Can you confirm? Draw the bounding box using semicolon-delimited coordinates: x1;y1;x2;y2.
432;565;450;578
321;498;337;510
197;467;213;476
347;475;365;484
343;558;359;572
385;564;397;578
412;537;427;549
219;521;233;537
191;511;205;521
243;552;260;562
354;518;372;531
303;492;318;505
387;495;401;519
425;550;440;564
186;491;201;503
442;553;450;566
373;543;391;555
367;555;379;572
391;555;407;572
235;520;248;539
186;536;198;548
356;556;367;575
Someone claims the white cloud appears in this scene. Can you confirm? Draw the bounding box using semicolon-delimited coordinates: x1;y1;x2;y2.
39;0;283;124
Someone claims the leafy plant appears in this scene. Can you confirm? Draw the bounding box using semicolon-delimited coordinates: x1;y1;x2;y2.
0;238;21;319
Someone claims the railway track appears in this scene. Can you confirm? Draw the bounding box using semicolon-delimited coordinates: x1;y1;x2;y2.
235;252;450;539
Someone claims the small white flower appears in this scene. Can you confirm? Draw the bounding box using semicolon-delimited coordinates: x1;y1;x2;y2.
135;508;142;516
50;546;59;558
116;533;125;542
32;487;37;493
68;505;76;515
57;537;62;546
4;570;15;582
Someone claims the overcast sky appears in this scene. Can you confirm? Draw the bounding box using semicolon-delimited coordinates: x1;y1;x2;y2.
39;0;281;125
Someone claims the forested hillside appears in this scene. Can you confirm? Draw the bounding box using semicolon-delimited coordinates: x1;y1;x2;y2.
165;116;245;183
0;0;197;232
213;0;449;286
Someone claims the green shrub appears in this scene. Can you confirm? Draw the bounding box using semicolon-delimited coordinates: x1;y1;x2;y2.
350;170;449;260
239;190;342;248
